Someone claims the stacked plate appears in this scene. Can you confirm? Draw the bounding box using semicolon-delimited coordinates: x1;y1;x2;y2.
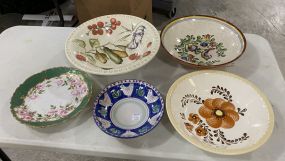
10;67;93;127
9;14;274;155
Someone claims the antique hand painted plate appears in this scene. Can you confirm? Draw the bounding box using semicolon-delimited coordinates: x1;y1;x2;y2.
65;14;160;75
10;67;93;127
93;80;164;138
161;15;246;68
166;70;274;155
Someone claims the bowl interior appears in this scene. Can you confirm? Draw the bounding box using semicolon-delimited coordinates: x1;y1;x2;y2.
66;14;160;75
94;80;164;138
166;70;274;154
110;97;149;129
161;16;245;66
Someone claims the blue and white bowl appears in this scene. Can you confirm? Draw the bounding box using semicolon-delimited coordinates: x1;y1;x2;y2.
93;80;164;138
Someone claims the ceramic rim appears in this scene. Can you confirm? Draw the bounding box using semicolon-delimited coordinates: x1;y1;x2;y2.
93;79;164;138
160;15;247;68
166;70;274;155
65;14;160;75
10;67;93;127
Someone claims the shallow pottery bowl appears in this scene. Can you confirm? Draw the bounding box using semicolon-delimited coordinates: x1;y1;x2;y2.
161;15;246;68
93;80;164;138
65;14;160;75
10;67;93;127
166;70;274;155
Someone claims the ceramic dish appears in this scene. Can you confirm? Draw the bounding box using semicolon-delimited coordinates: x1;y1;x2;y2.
161;15;246;68
65;14;160;75
10;67;93;127
166;70;274;155
93;80;164;138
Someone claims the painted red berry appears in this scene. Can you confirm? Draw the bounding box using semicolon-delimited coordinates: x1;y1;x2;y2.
92;29;98;35
97;21;104;28
111;24;116;30
143;51;151;57
110;18;116;24
98;29;103;35
129;53;139;60
92;24;97;29
87;25;92;30
76;54;86;61
107;29;113;34
116;21;121;26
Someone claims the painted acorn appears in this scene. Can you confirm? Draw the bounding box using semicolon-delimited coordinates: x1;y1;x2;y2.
188;54;194;61
188;45;197;52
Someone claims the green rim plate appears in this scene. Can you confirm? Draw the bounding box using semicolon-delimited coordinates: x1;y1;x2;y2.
10;67;93;127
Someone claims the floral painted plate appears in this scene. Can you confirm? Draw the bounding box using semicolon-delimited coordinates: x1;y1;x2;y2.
10;67;93;127
93;80;164;138
161;15;246;67
65;14;160;75
166;70;274;155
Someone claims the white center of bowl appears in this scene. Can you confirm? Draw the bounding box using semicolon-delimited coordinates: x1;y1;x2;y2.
110;98;149;129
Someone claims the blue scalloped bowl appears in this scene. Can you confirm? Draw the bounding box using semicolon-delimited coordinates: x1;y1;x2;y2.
93;80;164;138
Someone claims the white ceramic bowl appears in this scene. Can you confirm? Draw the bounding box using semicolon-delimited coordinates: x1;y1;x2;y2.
65;14;160;75
166;70;274;155
161;15;246;68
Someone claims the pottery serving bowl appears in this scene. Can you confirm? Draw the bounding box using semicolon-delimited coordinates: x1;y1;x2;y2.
10;67;93;127
161;15;246;68
65;14;160;75
93;80;164;138
166;70;274;155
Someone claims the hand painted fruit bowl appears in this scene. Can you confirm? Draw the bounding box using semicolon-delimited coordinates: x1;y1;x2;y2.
10;67;93;127
166;70;274;155
161;15;246;67
93;80;164;138
65;14;160;75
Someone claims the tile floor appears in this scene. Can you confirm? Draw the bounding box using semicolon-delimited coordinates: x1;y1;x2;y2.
1;0;285;160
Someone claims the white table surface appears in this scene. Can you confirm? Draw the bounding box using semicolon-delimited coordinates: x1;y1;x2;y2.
0;26;284;161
